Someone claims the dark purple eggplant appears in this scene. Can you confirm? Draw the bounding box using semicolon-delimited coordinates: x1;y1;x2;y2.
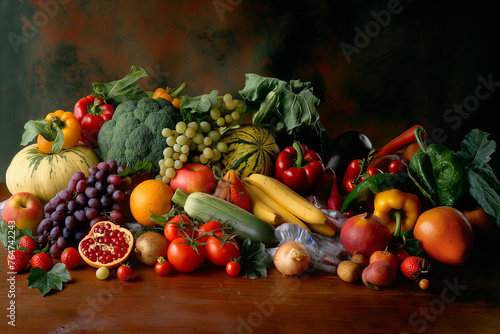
321;131;373;180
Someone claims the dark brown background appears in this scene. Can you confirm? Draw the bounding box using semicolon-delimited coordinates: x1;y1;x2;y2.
1;0;499;181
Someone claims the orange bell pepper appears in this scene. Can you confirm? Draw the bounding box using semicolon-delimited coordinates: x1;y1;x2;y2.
152;82;187;109
37;110;81;154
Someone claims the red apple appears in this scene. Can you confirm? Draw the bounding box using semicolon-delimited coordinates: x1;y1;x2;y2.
369;247;398;271
169;163;217;195
2;192;44;233
340;213;392;258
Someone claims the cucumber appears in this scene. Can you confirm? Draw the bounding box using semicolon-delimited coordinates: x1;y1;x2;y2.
172;189;279;247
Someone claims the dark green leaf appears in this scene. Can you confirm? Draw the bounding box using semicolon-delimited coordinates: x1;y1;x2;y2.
280;88;320;133
92;66;149;105
238;73;328;150
239;239;273;279
20;119;54;146
50;121;65;153
457;129;496;166
179;90;219;123
238;73;285;102
28;263;71;296
251;87;280;126
118;159;152;177
467;165;500;226
0;220;31;250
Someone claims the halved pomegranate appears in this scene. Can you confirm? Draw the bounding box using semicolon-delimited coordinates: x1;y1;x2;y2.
78;221;134;268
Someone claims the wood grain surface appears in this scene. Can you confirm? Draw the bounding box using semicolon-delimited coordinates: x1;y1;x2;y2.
0;182;499;334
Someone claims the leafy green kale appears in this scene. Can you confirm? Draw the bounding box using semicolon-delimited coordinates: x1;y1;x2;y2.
457;129;500;226
179;90;219;123
92;66;149;105
239;73;328;151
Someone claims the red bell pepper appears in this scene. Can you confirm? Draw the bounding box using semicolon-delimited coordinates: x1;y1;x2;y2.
73;95;114;148
274;141;325;195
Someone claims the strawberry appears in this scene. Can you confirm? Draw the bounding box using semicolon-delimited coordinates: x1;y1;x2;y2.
19;236;38;257
213;169;250;211
31;252;54;271
7;250;30;273
400;256;430;281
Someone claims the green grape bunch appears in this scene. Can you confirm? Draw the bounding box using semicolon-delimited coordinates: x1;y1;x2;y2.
157;94;243;183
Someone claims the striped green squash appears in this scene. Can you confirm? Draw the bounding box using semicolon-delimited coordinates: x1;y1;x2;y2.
221;124;280;178
6;143;101;203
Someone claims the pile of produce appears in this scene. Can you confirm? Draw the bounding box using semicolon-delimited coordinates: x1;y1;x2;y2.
2;67;499;296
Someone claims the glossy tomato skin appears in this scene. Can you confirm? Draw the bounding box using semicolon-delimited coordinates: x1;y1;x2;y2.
194;220;224;243
226;261;241;277
167;237;206;273
155;261;171;276
60;247;82;269
117;265;134;281
388;160;408;174
164;214;194;242
205;233;241;267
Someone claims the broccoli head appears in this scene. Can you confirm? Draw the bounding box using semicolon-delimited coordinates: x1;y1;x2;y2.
97;97;183;174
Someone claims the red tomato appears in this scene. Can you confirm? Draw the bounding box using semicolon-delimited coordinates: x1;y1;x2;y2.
226;261;241;277
395;248;410;265
194;220;224;242
345;178;357;192
205;232;241;267
359;168;383;182
164;214;194;242
117;265;134;281
155;259;171;276
167;237;206;273
388;160;408;174
60;247;82;269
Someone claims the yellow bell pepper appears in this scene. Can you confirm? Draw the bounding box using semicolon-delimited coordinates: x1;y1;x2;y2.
37;110;81;154
373;189;422;236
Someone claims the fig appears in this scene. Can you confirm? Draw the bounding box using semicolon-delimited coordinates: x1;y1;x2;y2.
134;232;169;266
362;260;397;290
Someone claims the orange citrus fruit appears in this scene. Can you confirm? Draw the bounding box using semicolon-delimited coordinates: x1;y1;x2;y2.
129;179;174;226
413;206;474;266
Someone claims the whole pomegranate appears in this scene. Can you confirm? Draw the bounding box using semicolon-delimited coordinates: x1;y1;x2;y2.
340;213;392;257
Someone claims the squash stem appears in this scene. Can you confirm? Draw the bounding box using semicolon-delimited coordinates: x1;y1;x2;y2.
172;188;188;207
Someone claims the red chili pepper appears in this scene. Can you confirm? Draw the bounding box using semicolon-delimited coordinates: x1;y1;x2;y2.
73;95;114;148
342;159;363;191
374;125;426;157
274;141;325;195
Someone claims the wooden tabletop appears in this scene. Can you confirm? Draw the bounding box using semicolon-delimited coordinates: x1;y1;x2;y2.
1;182;499;334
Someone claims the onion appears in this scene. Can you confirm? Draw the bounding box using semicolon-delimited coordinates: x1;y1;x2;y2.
273;241;311;276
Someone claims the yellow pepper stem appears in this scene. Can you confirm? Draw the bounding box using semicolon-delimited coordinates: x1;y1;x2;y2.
393;210;402;237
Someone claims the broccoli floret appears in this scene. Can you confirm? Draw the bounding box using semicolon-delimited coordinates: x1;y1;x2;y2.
133;98;162;123
97;97;183;174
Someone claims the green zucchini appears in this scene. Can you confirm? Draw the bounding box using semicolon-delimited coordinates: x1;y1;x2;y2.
172;189;279;247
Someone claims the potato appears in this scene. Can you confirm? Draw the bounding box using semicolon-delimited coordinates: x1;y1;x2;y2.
350;252;369;269
337;260;361;283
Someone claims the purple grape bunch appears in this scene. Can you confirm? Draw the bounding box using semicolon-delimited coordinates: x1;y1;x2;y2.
37;158;127;257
